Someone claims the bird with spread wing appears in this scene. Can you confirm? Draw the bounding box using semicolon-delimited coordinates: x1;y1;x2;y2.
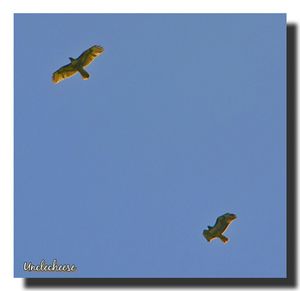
203;213;237;244
52;45;104;84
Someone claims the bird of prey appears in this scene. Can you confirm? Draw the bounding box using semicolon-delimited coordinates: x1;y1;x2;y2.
203;213;237;244
52;45;104;84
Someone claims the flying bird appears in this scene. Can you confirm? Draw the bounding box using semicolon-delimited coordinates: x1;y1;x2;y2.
52;45;104;84
203;213;237;244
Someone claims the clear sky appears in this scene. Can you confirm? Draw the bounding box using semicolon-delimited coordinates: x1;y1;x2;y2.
14;14;286;278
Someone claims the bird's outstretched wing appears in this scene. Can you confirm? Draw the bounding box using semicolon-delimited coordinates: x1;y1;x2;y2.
52;63;78;84
77;45;104;67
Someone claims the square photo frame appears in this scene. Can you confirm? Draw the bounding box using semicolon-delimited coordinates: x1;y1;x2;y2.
13;13;294;286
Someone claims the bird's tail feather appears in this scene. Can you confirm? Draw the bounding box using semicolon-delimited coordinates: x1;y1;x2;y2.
78;68;89;80
219;234;229;244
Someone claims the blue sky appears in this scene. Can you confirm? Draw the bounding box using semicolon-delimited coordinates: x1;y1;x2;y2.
14;14;286;278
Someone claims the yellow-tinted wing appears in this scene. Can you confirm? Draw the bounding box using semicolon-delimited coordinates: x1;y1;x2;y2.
52;63;78;84
77;45;104;67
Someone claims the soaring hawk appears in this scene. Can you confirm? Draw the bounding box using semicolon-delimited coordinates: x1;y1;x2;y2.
203;213;237;243
52;45;104;84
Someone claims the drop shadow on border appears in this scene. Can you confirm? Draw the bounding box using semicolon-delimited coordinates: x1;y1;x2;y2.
24;24;297;288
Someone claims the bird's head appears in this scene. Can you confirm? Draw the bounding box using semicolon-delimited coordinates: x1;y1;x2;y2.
69;57;75;62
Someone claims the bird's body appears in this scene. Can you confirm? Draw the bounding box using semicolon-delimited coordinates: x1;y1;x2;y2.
203;213;237;243
52;45;104;84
